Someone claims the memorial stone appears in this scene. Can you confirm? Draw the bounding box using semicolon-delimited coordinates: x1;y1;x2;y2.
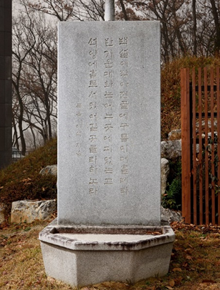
40;20;175;287
58;21;161;226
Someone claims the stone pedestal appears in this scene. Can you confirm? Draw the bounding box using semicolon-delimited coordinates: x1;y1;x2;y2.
40;221;174;286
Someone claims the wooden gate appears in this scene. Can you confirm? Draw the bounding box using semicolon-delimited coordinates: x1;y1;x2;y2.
181;67;220;225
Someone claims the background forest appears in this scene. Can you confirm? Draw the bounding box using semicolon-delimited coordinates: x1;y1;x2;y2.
12;0;220;153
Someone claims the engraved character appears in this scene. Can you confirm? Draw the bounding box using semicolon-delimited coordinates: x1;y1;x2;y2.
120;91;128;99
120;70;128;77
120;60;128;67
88;38;97;46
104;156;112;165
120;144;128;153
120;177;127;183
104;79;113;88
89;80;98;88
89;113;97;119
104;113;113;119
89;134;97;142
89;145;97;153
89;49;97;58
105;91;114;99
89;164;97;174
104;59;113;69
90;123;98;132
104;178;113;185
104;145;112;152
121;164;129;174
103;102;113;109
120;100;129;110
119;49;128;58
121;133;129;142
104;135;112;142
120;186;128;194
104;50;113;59
89;187;98;194
88;91;97;99
105;167;113;174
89;156;97;163
104;123;113;131
120;123;129;130
119;112;128;120
104;70;113;78
76;103;82;108
89;60;97;69
89;178;98;185
105;38;113;46
89;70;97;79
120;81;129;87
119;37;128;45
89;102;97;109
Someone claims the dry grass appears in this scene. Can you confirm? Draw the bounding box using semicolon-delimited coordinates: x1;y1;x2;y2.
0;138;57;218
1;221;220;290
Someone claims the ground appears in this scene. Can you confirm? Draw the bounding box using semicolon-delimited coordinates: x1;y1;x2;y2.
1;218;220;290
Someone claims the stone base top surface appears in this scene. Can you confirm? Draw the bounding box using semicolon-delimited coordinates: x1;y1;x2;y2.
39;219;174;251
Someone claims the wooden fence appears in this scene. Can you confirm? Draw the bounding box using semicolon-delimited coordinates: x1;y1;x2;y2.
181;67;220;225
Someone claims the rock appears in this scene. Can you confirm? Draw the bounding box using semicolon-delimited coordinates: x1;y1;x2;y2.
168;129;181;140
0;203;6;224
161;140;181;159
161;158;169;195
40;165;57;176
11;199;56;224
161;206;182;224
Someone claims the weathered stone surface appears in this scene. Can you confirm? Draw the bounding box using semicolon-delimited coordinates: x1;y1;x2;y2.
161;140;182;160
168;129;181;140
0;203;6;223
161;206;182;224
40;223;175;287
11;199;56;223
161;158;169;195
58;21;161;226
40;165;57;176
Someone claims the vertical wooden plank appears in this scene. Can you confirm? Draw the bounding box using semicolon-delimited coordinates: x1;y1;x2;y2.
181;68;191;223
210;68;215;224
198;68;203;224
217;67;220;225
204;67;209;225
192;68;197;224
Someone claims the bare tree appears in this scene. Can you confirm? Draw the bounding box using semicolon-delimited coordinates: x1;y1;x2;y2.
12;1;57;152
26;0;105;21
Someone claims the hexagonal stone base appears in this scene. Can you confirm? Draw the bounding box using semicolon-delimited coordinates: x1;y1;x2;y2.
39;220;175;287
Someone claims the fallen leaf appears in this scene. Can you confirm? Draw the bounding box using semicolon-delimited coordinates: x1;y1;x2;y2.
169;279;175;287
186;255;192;260
172;268;182;272
202;279;216;283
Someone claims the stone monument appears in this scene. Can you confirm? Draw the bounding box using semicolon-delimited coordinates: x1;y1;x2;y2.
0;0;12;169
39;20;175;287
